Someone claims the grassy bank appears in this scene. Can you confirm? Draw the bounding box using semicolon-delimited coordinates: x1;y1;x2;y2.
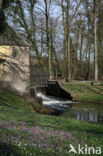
0;89;103;155
64;81;103;102
0;89;54;114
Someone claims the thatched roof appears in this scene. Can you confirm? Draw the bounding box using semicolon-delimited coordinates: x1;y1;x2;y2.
0;24;30;47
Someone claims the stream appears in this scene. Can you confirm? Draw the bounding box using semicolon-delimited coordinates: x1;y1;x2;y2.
37;93;103;123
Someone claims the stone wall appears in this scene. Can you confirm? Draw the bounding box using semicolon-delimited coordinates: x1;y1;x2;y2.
45;81;72;100
0;45;30;96
36;81;72;100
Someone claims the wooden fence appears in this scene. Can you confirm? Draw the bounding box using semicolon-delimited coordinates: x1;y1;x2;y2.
30;72;50;87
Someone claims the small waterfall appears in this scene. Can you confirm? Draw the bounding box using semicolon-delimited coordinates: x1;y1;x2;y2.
36;92;72;111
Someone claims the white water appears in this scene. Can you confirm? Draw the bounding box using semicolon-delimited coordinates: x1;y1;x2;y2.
36;92;72;111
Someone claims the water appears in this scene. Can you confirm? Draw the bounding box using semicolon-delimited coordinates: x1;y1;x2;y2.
37;92;103;123
62;103;103;123
36;92;72;111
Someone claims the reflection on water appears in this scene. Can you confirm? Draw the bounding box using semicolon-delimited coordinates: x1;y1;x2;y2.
71;111;98;122
62;103;103;123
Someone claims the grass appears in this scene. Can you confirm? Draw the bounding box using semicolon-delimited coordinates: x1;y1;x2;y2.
0;89;35;111
0;89;103;155
64;81;103;102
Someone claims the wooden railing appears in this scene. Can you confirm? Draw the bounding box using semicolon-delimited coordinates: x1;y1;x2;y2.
30;72;50;87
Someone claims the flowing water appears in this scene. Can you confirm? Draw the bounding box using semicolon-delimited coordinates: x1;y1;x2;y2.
37;92;103;123
37;92;72;111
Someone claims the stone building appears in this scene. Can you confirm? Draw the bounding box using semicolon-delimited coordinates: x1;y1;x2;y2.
0;24;30;95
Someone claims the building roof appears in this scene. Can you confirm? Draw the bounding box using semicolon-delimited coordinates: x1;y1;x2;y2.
0;24;30;47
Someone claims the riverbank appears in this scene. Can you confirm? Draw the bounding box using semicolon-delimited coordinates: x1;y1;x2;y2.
0;89;55;115
0;89;103;155
64;81;103;103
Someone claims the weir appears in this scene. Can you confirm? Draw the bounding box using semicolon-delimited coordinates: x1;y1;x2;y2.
30;78;73;111
36;92;72;111
30;71;73;111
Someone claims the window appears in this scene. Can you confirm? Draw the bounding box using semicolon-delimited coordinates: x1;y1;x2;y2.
12;47;18;58
12;51;17;58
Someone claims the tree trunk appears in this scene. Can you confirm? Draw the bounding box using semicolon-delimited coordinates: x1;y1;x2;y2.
66;0;71;81
94;0;98;81
50;31;61;78
85;25;91;80
61;0;67;77
79;31;84;78
44;0;52;79
0;0;2;8
74;28;80;79
97;1;103;80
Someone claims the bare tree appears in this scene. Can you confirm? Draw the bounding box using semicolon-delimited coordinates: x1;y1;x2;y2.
97;0;103;79
44;0;52;79
6;0;102;81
